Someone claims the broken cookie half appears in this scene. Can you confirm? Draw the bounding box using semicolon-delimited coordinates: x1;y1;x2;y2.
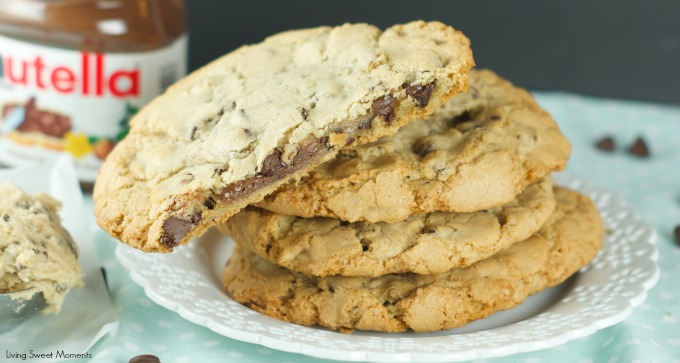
94;21;475;252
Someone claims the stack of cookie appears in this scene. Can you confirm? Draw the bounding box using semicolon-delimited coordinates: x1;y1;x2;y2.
219;70;604;332
92;21;604;333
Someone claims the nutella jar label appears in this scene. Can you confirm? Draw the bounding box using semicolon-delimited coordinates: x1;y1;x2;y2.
0;34;187;182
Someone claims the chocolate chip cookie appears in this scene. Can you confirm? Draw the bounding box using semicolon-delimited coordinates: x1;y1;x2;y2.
256;69;571;222
222;187;603;333
219;177;555;276
94;21;475;252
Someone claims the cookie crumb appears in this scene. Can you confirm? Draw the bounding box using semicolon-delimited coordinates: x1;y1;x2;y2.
628;137;650;158
595;136;615;152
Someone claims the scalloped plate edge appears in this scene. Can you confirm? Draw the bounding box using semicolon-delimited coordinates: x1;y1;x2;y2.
115;176;660;362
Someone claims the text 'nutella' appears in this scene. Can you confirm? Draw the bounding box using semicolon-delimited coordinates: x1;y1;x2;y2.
0;0;187;182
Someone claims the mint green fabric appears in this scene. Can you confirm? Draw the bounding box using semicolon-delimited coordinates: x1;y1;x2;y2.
84;92;680;363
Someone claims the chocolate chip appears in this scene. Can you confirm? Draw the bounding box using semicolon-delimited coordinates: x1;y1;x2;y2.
129;354;161;363
222;137;331;202
490;114;502;121
371;95;396;124
204;196;216;210
412;140;435;157
595;137;615;152
300;107;309;120
222;178;261;202
339;221;349;227
345;136;355;145
674;225;680;246
403;81;436;107
260;149;285;177
180;173;194;184
628;137;650;158
160;213;202;248
292;136;330;166
243;128;251;136
2;214;9;222
420;227;436;234
450;111;472;127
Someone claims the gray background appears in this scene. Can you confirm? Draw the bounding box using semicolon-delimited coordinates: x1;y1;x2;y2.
186;0;680;105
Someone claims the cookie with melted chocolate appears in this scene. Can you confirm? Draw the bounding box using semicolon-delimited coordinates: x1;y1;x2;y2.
94;21;475;252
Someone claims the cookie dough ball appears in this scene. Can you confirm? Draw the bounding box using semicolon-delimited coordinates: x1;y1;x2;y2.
0;182;83;314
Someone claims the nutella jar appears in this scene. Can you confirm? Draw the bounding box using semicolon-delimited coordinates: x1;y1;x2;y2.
0;0;187;183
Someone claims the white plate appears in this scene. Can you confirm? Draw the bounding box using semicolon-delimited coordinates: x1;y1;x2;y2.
116;175;659;362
